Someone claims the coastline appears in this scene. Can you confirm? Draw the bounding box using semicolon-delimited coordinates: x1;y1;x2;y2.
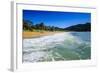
23;31;65;39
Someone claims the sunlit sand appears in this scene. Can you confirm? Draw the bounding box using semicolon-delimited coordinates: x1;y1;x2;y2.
23;31;64;38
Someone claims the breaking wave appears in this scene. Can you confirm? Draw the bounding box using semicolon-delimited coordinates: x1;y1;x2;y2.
23;32;91;63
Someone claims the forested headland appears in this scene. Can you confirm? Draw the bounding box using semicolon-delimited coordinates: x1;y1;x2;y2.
23;20;91;32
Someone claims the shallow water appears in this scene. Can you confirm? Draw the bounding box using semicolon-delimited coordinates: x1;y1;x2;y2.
22;32;91;63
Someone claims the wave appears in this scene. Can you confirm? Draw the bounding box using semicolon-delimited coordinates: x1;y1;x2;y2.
23;32;91;62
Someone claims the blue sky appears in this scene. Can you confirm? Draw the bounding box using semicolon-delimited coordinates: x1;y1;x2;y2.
23;10;91;28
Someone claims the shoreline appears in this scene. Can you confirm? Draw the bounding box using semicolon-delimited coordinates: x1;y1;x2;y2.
23;31;90;39
23;31;65;39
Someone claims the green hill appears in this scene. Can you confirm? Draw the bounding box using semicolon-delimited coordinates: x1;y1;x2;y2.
64;23;91;31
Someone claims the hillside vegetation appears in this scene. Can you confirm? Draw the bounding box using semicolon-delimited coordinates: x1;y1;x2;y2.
23;20;91;32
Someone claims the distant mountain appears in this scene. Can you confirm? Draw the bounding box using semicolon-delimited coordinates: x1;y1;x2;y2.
64;23;91;31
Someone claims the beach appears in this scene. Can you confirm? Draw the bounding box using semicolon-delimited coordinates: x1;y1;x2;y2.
23;31;64;38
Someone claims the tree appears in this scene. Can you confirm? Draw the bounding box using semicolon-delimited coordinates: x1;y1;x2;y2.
39;22;45;30
23;20;33;31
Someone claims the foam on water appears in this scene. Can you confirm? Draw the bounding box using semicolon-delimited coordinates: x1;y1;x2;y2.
23;32;90;62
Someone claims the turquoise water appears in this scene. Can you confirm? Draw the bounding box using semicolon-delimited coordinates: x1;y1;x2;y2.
23;32;91;62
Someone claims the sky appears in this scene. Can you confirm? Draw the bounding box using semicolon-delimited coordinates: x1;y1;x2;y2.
23;10;91;28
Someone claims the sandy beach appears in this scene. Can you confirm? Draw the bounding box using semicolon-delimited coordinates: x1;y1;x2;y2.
23;31;64;38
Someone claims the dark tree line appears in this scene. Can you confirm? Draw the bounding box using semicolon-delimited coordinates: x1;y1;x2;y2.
23;20;64;31
23;20;91;32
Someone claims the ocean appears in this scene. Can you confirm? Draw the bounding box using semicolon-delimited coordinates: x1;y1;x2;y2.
22;32;91;63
